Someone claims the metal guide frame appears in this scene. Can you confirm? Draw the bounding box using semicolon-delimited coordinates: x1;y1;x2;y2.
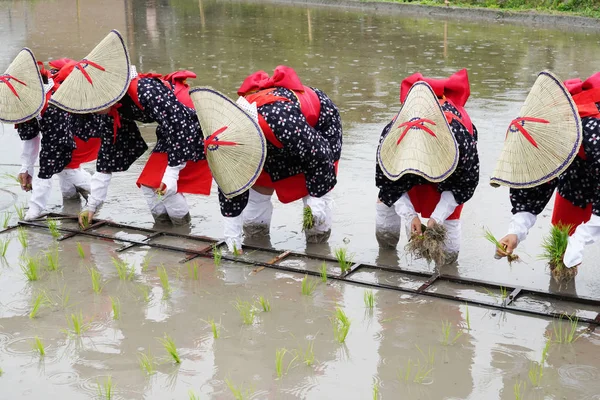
4;213;600;328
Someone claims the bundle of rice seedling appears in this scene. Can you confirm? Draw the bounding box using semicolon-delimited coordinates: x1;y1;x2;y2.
405;223;448;265
484;228;520;264
540;224;576;283
302;206;314;231
79;211;90;229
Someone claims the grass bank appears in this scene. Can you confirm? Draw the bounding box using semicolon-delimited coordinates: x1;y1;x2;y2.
366;0;600;18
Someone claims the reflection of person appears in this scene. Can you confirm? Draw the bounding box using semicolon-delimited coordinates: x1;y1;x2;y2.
493;71;599;271
375;70;479;266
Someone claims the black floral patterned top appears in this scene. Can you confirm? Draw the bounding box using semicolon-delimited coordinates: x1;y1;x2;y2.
510;116;600;217
219;87;343;217
376;102;480;207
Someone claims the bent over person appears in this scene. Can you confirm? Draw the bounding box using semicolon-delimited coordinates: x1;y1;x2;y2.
375;70;479;265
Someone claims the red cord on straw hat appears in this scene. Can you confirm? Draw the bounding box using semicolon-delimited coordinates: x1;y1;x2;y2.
0;74;27;98
204;126;238;153
396;118;437;145
74;59;106;85
507;117;549;148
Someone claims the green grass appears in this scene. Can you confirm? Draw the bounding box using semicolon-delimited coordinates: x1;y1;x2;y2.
47;218;60;239
334;247;353;273
112;257;135;281
553;314;580;343
158;334;181;364
332;307;351;343
0;237;10;257
233;299;256;325
20;254;41;281
110;297;121;320
29;292;49;319
66;312;89;336
45;247;59;271
187;261;199;280
88;267;103;294
275;348;298;379
320;262;328;283
17;227;28;248
213;244;222;267
97;376;113;400
1;211;10;228
540;224;571;268
258;296;271;312
32;336;45;357
14;204;25;220
364;290;375;309
441;320;463;345
302;206;314;231
76;242;85;259
225;377;252;400
301;275;318;296
138;350;157;375
157;265;171;298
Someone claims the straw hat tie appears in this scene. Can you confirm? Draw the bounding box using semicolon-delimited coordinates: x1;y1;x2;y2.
71;59;106;85
107;103;122;143
204;126;238;153
396;117;437;145
0;74;27;98
507;116;549;149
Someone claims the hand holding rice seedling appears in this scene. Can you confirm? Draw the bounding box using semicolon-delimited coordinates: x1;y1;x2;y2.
302;206;314;231
540;224;576;283
405;220;448;265
79;211;90;229
484;228;520;264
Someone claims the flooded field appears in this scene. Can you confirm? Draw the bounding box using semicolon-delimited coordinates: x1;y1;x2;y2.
1;0;600;398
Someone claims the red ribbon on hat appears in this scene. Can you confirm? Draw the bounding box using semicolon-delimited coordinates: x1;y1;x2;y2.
400;69;473;135
52;59;105;86
507;117;549;148
204;126;238;153
107;103;122;144
238;65;305;96
0;74;27;98
396;118;437;145
564;72;600;118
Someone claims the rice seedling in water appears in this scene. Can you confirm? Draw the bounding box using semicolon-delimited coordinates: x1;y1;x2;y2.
138;350;156;375
97;376;113;400
514;380;526;400
0;367;3;376
66;312;89;336
528;338;550;387
76;242;85;259
334;247;353;273
540;224;575;283
213;243;222;267
32;336;45;357
157;265;171;298
79;211;90;229
441;320;463;346
20;254;41;281
187;261;199;280
1;211;10;228
301;275;318;296
275;348;298;379
302;206;314;231
258;296;271;312
465;303;471;331
320;262;328;283
14;204;25;220
233;243;240;257
372;379;380;400
58;284;71;309
225;378;253;400
364;290;375;309
553;314;581;344
2;173;19;184
332;307;351;343
112;257;135;281
205;318;220;339
158;334;181;364
110;297;121;320
29;292;49;319
484;228;520;264
188;390;201;400
45;247;59;271
0;237;10;257
137;285;151;303
17;227;28;248
47;218;60;239
299;339;315;366
88;267;103;294
500;286;508;300
398;358;434;384
141;255;152;272
233;299;256;325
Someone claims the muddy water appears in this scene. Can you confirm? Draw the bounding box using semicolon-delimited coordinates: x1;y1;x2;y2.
1;0;600;398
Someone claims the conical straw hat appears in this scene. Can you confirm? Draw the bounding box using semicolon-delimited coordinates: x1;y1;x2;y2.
189;87;266;199
50;30;131;113
0;48;44;124
377;81;458;182
490;71;582;188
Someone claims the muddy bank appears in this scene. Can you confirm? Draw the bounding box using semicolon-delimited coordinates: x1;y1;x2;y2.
244;0;600;29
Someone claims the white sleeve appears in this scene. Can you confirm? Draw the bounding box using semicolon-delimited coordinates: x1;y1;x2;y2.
430;191;459;224
394;193;417;221
564;214;600;268
87;172;112;212
161;163;186;196
507;211;537;243
223;215;243;252
19;135;41;176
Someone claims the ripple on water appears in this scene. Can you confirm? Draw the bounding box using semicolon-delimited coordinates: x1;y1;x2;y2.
282;375;319;399
558;365;599;390
490;346;530;375
48;371;80;385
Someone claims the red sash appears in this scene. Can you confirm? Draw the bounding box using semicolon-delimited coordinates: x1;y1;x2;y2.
551;192;592;236
136;152;212;195
407;184;463;220
66;137;101;169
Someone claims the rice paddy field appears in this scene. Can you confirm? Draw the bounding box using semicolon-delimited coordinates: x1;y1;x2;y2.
1;0;600;398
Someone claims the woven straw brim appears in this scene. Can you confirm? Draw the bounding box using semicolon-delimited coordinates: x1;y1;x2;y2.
190;87;266;199
0;48;44;124
377;81;458;182
50;30;130;113
490;71;582;188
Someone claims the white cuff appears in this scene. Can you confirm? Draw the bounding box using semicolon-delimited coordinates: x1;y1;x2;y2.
87;172;112;212
161;164;185;197
430;191;459;224
564;214;600;268
20;135;40;175
223;215;243;252
507;211;536;244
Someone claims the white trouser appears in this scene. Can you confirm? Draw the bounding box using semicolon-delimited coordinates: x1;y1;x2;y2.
57;167;92;200
24;176;53;220
242;188;273;236
302;192;334;243
375;202;401;248
140;185;190;225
